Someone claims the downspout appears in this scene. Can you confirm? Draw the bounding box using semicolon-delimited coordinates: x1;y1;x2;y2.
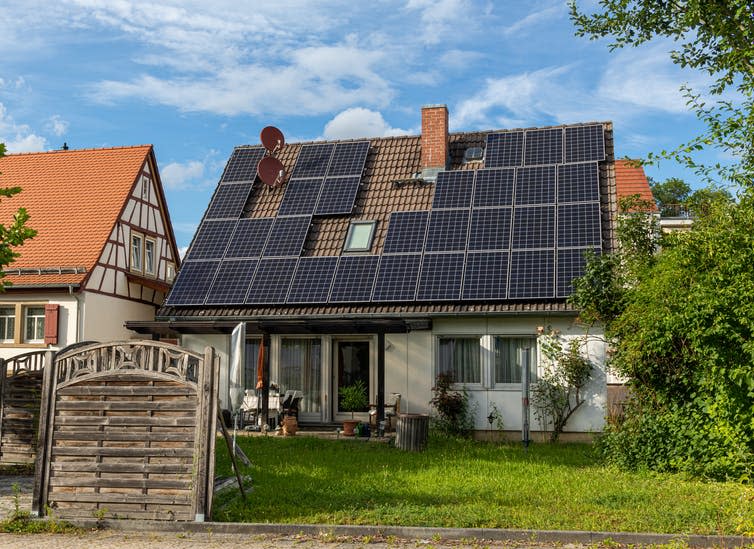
69;285;82;343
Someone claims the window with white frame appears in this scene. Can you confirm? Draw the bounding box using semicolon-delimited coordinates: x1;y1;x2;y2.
0;307;15;342
437;336;481;384
494;336;537;384
24;306;45;343
131;232;143;272
144;238;156;276
166;262;176;283
344;221;376;252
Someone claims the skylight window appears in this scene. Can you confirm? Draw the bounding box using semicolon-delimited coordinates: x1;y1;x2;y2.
344;221;376;252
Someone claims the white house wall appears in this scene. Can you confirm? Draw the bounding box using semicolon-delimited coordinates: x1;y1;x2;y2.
174;314;607;434
80;291;157;343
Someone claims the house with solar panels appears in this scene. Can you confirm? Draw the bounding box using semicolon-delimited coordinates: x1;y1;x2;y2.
128;105;618;438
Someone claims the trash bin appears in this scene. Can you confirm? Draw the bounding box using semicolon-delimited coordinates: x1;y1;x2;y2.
395;413;429;451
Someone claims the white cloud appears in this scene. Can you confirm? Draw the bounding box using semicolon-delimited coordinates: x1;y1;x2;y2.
46;114;69;137
598;43;711;114
161;160;206;190
323;108;413;140
0;103;47;153
502;5;563;36
405;0;473;45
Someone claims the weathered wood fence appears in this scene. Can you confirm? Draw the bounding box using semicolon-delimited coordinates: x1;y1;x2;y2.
32;341;219;522
0;350;46;464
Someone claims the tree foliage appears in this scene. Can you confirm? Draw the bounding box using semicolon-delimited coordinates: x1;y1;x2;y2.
0;143;37;287
650;177;733;217
594;193;754;480
570;0;754;186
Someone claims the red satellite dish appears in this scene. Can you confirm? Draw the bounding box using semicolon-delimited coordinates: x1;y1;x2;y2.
260;126;285;153
257;156;285;187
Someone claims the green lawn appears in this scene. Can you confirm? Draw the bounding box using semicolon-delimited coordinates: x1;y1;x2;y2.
213;435;753;535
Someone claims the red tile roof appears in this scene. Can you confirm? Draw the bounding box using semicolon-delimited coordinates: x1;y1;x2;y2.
614;159;657;211
0;146;152;287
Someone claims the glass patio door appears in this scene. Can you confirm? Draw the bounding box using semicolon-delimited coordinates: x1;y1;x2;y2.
333;340;371;420
279;338;322;422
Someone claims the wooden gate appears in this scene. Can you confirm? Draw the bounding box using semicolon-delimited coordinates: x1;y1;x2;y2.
0;351;46;464
32;341;219;522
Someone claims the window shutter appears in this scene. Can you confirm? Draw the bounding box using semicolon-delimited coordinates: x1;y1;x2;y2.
44;304;59;345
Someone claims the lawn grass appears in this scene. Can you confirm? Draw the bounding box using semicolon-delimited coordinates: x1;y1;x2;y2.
213;435;753;535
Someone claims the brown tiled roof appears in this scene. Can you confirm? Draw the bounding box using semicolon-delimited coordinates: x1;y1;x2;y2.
614;159;657;210
0;146;151;286
159;123;617;321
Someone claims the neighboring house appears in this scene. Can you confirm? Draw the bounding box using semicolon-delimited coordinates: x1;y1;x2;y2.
128;105;618;438
0;145;180;359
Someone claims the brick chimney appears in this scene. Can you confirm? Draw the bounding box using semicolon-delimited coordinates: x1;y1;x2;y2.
421;104;448;179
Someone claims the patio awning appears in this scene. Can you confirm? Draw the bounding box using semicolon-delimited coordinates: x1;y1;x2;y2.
125;316;432;337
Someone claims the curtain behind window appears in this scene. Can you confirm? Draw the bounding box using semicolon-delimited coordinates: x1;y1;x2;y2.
494;337;536;383
280;338;322;414
438;337;480;383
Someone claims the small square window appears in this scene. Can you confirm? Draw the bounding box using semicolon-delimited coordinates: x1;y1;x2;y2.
0;307;15;342
145;238;156;276
344;221;376;252
24;306;45;344
131;233;143;272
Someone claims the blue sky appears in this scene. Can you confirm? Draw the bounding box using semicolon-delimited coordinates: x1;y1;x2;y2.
0;1;717;252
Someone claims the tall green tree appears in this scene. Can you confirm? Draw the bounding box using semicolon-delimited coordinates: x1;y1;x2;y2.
0;143;37;287
570;0;754;187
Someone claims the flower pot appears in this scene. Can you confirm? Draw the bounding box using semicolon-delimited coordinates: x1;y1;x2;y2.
342;419;359;436
282;415;298;436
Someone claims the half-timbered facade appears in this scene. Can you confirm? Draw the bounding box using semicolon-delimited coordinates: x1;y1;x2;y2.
0;145;179;359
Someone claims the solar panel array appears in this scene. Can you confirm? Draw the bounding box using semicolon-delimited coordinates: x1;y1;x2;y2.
279;141;369;216
167;124;605;306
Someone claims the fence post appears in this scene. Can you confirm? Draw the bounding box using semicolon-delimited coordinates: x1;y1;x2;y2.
31;351;54;517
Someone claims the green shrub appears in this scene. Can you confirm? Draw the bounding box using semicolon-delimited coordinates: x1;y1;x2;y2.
429;372;474;438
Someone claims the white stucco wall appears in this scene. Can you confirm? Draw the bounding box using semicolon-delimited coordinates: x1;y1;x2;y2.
80;292;158;343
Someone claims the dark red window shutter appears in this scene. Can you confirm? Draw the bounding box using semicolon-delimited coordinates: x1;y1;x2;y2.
44;304;59;345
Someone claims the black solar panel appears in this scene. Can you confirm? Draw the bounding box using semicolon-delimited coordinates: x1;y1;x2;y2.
245;258;298;304
286;256;338;303
485;131;524;168
205;259;258;304
512;206;555;249
165;260;219;305
509;249;554;299
205;182;253;219
262;216;311;257
224;218;273;258
278;178;322;216
432;170;474;209
184;219;236;261
291;143;334;179
327;141;370;177
468;207;512;251
425;209;470;252
558;202;602;247
462;251;508;300
372;254;421;302
329;255;380;303
524;128;563;165
473;168;514;207
558;162;600;203
565;125;605;163
416;253;465;301
315;176;361;216
515;165;556;205
383;211;429;254
221;147;265;182
557;247;599;298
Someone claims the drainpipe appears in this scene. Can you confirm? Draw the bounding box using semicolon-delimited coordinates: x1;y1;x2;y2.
69;285;82;343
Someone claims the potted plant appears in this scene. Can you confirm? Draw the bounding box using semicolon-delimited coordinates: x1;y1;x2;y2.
339;379;368;436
